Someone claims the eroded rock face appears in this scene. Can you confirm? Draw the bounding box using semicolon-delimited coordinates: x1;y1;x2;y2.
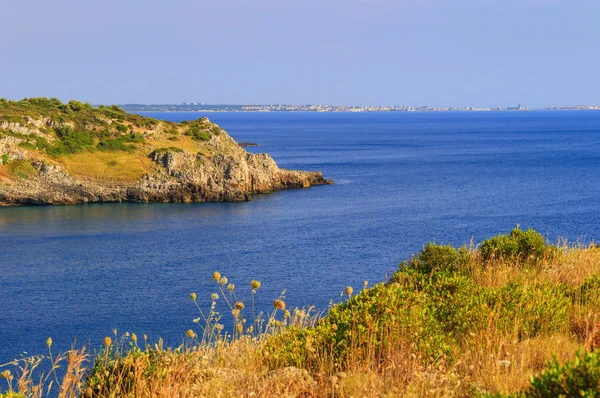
0;123;332;206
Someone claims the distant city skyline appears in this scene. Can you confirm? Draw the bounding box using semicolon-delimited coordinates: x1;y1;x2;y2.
2;0;599;107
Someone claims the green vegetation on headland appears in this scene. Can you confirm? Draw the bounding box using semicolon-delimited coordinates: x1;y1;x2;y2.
0;98;330;205
2;228;599;397
0;98;213;158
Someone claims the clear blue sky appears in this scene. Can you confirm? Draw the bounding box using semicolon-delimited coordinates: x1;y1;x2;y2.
2;0;598;107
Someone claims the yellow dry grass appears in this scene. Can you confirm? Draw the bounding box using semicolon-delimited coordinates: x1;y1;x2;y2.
60;151;155;183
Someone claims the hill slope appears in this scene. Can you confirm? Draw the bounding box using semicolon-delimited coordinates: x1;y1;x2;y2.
0;98;331;206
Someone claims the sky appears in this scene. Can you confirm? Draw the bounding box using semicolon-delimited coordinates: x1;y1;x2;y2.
1;0;599;108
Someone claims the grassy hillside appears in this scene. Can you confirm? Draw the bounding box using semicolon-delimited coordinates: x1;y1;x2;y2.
0;98;222;183
1;228;599;397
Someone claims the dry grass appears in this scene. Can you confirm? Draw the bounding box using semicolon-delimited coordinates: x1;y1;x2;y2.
60;152;155;183
2;234;600;397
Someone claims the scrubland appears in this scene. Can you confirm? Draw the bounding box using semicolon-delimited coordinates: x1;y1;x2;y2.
2;228;600;397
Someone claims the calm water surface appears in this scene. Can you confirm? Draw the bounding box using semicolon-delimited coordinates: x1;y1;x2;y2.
2;111;600;363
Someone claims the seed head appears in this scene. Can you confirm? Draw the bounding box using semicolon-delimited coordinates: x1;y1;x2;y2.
144;334;148;342
186;329;196;338
46;337;53;348
251;280;261;290
273;299;286;310
227;283;235;291
211;293;219;300
219;276;228;285
131;333;138;344
235;301;245;310
345;286;353;296
283;309;291;318
236;323;243;334
273;320;281;327
363;280;368;289
212;271;221;281
232;309;240;317
103;337;112;348
1;370;11;379
190;292;197;301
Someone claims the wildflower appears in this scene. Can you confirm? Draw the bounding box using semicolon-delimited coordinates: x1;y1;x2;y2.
236;323;243;334
283;309;291;318
273;299;286;310
212;271;221;281
232;309;240;317
251;280;261;290
235;301;245;310
1;370;11;379
227;283;235;291
190;292;197;301
345;286;353;296
186;329;196;338
219;276;228;285
215;324;224;332
144;334;147;342
46;337;53;348
193;317;201;323
131;333;138;344
104;337;112;348
363;280;368;289
273;320;281;327
211;293;219;300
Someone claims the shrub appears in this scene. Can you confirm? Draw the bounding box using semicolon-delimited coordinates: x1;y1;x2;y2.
7;160;36;179
264;283;452;371
480;227;554;265
405;243;469;275
184;127;211;142
97;139;134;152
579;275;600;309
488;282;571;339
54;126;95;154
18;142;36;150
153;147;184;153
1;154;8;165
523;350;600;397
115;123;128;133
120;133;145;143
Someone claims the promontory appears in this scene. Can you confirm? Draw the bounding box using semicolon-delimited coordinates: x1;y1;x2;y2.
0;98;332;206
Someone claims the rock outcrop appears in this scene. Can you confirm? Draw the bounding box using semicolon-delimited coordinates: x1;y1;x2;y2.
0;102;332;206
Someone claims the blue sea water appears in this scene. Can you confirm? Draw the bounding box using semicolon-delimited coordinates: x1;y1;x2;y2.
1;110;600;364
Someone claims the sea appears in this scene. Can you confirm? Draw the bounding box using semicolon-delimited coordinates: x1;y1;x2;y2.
1;110;600;364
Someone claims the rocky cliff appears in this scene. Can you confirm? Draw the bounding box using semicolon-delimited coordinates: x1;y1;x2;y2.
0;98;331;206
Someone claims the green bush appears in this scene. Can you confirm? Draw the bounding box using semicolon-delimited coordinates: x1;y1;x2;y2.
153;147;184;154
7;160;36;179
491;350;600;397
18;142;36;150
184;127;211;142
480;227;554;265
120;133;145;143
488;282;571;339
115;123;128;133
1;154;8;165
264;283;452;371
405;243;469;275
579;275;600;309
53;126;95;154
97;139;134;152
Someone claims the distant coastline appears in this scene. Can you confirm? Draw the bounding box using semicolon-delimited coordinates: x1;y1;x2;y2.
122;103;600;113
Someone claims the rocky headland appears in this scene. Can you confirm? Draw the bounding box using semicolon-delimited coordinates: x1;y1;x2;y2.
0;98;332;206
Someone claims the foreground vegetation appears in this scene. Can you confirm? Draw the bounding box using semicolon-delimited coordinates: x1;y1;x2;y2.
2;228;600;397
